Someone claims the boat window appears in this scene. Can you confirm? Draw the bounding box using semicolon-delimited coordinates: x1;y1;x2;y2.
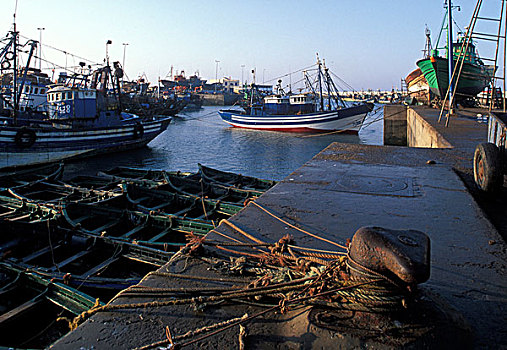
25;86;30;93
34;88;39;94
57;93;62;101
40;88;45;94
67;92;73;100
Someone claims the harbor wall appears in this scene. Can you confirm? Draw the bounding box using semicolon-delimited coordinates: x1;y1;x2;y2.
407;108;452;148
383;104;407;146
384;105;452;148
199;93;240;106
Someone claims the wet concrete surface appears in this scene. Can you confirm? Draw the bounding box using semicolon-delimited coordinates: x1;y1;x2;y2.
53;138;506;349
228;142;506;348
409;106;507;243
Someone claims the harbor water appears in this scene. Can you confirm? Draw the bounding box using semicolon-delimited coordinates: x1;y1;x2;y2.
64;105;384;180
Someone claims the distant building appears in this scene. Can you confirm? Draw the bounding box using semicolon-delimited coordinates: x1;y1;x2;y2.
222;78;239;94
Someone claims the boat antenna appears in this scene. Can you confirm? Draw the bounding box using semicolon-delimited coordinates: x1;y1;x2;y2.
423;25;433;58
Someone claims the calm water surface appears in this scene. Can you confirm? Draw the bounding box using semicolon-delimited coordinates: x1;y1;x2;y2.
64;105;383;181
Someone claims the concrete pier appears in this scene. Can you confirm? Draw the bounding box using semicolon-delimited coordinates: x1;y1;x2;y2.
53;106;507;349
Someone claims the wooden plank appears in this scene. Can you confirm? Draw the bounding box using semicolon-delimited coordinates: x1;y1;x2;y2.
90;219;122;234
49;249;91;272
22;244;61;263
120;225;146;239
81;256;120;277
147;228;172;242
0;297;43;326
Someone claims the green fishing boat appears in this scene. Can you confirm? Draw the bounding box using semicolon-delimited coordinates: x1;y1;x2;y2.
417;39;495;101
416;3;495;103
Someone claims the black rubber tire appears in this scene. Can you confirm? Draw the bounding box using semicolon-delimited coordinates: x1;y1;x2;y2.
474;142;503;193
133;122;144;139
14;127;36;148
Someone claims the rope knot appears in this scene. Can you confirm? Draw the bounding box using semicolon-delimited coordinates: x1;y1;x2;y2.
278;296;290;314
184;232;206;255
270;234;293;255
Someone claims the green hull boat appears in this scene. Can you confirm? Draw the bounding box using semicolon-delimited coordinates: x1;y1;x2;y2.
417;55;495;100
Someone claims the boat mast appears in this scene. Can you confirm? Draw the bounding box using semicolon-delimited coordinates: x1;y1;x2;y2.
250;69;255;107
447;0;455;114
12;12;18;123
317;54;324;111
16;41;37;109
323;59;332;110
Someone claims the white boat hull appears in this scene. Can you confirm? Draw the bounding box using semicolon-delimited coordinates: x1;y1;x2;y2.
219;103;373;133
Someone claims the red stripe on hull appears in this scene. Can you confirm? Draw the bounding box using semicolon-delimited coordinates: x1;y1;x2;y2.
227;124;359;134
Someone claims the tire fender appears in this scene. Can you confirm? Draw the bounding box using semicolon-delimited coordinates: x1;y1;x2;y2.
133;122;144;139
15;127;36;148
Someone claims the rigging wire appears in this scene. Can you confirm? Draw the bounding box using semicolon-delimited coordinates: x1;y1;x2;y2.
262;63;317;85
19;33;102;66
330;71;357;92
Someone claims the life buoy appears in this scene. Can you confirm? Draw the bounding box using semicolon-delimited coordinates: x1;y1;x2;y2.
5;51;14;60
15;127;36;148
1;60;11;69
133;122;144;139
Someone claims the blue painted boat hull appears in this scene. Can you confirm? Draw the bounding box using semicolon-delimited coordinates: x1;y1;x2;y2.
0;117;171;169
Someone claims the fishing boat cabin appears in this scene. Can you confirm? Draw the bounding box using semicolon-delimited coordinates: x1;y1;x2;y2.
261;93;316;115
47;86;127;128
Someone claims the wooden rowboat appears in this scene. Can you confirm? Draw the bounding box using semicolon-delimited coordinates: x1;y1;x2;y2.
198;163;276;191
0;261;100;348
123;183;242;220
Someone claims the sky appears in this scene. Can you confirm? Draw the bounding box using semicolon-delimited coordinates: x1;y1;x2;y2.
1;0;504;91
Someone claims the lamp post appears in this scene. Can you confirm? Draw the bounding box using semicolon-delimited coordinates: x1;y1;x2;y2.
37;27;45;71
122;43;128;84
214;60;220;94
241;64;245;85
105;40;112;66
122;43;129;70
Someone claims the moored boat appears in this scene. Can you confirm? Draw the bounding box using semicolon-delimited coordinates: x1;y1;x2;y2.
219;57;373;133
164;173;263;202
0;220;172;298
123;182;242;220
0;30;172;169
0;161;63;190
60;201;214;246
0;261;100;348
6;179;121;204
198;163;276;191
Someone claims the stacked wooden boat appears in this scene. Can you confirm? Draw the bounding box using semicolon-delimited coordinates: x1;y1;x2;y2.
0;163;276;348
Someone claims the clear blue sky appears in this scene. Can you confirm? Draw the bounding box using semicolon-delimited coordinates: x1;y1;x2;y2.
1;0;503;90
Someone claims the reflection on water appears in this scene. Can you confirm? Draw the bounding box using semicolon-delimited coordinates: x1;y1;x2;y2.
64;105;384;181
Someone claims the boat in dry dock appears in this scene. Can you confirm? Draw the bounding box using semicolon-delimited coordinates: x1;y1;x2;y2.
0;29;171;169
219;56;373;132
413;2;495;107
